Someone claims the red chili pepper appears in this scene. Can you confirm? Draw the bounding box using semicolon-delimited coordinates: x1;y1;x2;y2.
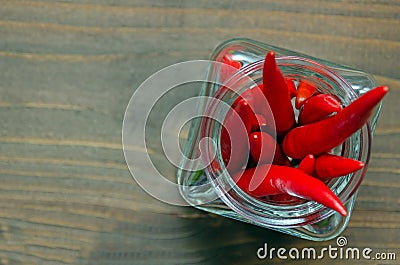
282;86;389;159
298;94;342;125
234;164;347;216
249;132;275;165
314;153;365;180
285;77;297;98
222;53;241;69
251;113;267;132
248;132;290;166
220;53;241;83
234;164;280;196
262;51;295;136
295;79;317;109
220;100;251;174
234;98;257;134
224;59;280;135
234;85;275;133
297;154;315;175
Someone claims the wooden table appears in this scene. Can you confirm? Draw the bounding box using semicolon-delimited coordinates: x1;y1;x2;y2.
1;1;399;264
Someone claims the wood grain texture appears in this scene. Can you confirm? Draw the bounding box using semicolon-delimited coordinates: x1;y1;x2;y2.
0;0;399;264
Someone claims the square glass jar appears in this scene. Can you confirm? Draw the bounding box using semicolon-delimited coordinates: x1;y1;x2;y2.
177;38;381;241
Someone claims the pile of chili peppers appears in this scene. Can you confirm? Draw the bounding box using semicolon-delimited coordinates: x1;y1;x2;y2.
219;51;388;216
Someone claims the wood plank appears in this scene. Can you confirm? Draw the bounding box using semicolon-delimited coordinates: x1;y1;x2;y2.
0;0;399;264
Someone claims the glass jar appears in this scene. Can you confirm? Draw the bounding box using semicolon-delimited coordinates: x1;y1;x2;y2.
177;38;381;241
